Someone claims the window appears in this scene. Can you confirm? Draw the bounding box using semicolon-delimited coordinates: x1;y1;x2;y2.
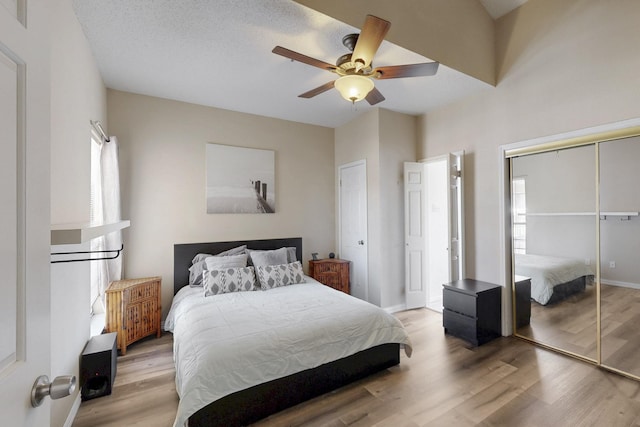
512;177;527;254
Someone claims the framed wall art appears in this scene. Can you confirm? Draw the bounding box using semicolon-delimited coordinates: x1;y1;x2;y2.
206;143;275;214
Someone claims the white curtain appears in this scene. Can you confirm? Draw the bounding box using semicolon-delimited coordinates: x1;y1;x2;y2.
90;136;123;314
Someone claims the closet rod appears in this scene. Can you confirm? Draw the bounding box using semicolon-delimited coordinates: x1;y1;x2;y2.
50;244;123;264
90;120;111;143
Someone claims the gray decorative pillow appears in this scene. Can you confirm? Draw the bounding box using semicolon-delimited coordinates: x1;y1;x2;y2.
256;261;305;290
203;266;256;296
191;245;247;265
189;253;248;287
247;247;288;268
285;247;297;263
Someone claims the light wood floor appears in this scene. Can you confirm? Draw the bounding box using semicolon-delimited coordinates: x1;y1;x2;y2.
73;308;640;427
517;283;640;377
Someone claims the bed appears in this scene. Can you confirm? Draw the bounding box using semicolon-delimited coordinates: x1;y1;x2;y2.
515;253;594;305
166;238;412;427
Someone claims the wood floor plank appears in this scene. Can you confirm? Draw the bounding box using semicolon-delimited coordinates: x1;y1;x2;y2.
73;308;640;427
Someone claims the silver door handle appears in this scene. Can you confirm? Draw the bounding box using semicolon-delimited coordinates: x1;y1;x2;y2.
358;240;364;245
31;375;76;407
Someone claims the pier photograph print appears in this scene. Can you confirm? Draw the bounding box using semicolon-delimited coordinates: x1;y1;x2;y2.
206;143;275;214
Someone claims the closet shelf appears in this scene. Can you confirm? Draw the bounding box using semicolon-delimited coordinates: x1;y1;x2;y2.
51;220;130;245
526;212;638;219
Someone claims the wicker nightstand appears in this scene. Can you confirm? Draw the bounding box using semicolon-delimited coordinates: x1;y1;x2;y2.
105;277;162;355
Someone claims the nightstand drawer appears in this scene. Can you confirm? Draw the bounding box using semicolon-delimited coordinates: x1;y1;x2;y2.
443;289;477;317
127;281;158;303
443;309;477;344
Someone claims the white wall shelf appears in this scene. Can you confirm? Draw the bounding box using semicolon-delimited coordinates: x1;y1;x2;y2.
51;220;130;245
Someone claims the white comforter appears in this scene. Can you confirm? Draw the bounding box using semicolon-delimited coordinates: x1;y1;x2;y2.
515;253;594;305
164;278;412;427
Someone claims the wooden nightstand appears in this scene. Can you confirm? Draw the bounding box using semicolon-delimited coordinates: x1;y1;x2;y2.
308;259;350;294
105;277;162;355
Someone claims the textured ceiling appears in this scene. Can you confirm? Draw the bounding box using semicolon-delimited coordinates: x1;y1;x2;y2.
72;0;524;128
480;0;529;19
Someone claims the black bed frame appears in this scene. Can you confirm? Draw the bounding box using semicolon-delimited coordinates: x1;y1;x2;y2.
545;275;589;305
173;238;400;427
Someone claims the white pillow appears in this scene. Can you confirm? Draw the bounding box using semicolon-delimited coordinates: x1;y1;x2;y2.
256;261;305;290
203;266;256;296
248;247;288;268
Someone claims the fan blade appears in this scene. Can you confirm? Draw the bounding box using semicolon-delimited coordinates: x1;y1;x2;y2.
272;46;337;72
299;81;336;99
352;15;391;68
373;62;439;79
365;87;385;105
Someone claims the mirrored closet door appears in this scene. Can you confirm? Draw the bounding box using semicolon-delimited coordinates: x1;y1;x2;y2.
599;136;640;377
507;125;640;380
510;144;598;361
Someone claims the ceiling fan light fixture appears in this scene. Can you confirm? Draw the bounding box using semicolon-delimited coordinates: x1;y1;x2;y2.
334;75;374;103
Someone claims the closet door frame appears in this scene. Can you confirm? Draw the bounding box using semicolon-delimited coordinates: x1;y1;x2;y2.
498;118;640;379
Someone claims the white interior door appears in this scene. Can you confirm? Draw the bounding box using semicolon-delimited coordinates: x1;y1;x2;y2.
404;162;427;309
0;2;52;425
405;153;465;311
339;160;368;301
425;157;449;311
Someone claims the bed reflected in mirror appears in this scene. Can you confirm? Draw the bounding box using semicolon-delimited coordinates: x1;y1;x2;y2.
511;144;597;361
599;136;640;377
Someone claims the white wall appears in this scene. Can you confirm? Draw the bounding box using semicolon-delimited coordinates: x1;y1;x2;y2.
107;90;336;318
335;108;416;309
419;0;640;288
50;0;107;425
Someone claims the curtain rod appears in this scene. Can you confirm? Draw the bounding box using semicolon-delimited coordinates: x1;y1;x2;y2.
90;120;111;143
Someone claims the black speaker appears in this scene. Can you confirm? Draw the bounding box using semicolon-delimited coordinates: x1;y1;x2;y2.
80;332;117;401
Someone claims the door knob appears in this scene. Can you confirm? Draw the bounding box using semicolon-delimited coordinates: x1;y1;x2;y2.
31;375;76;407
358;240;364;245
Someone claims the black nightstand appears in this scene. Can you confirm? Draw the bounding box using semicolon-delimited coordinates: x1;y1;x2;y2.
443;279;502;346
514;275;531;329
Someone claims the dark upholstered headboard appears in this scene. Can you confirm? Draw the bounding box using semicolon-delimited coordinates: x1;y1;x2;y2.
173;237;302;294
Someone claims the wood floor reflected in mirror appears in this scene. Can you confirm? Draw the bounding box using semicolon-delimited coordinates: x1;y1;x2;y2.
601;284;640;377
516;282;597;360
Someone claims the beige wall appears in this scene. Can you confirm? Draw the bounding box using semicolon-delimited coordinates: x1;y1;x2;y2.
335;108;416;309
419;0;640;287
50;0;107;425
379;110;417;309
107;90;335;317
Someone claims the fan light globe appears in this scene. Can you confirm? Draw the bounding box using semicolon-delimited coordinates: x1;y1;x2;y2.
334;75;374;103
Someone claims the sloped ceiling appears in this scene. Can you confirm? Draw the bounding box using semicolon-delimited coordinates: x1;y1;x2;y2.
72;0;526;128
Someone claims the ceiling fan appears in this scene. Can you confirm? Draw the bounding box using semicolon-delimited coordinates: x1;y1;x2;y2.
272;15;439;105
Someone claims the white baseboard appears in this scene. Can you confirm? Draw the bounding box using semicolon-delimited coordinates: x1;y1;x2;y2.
601;279;640;289
383;303;407;314
64;393;82;427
